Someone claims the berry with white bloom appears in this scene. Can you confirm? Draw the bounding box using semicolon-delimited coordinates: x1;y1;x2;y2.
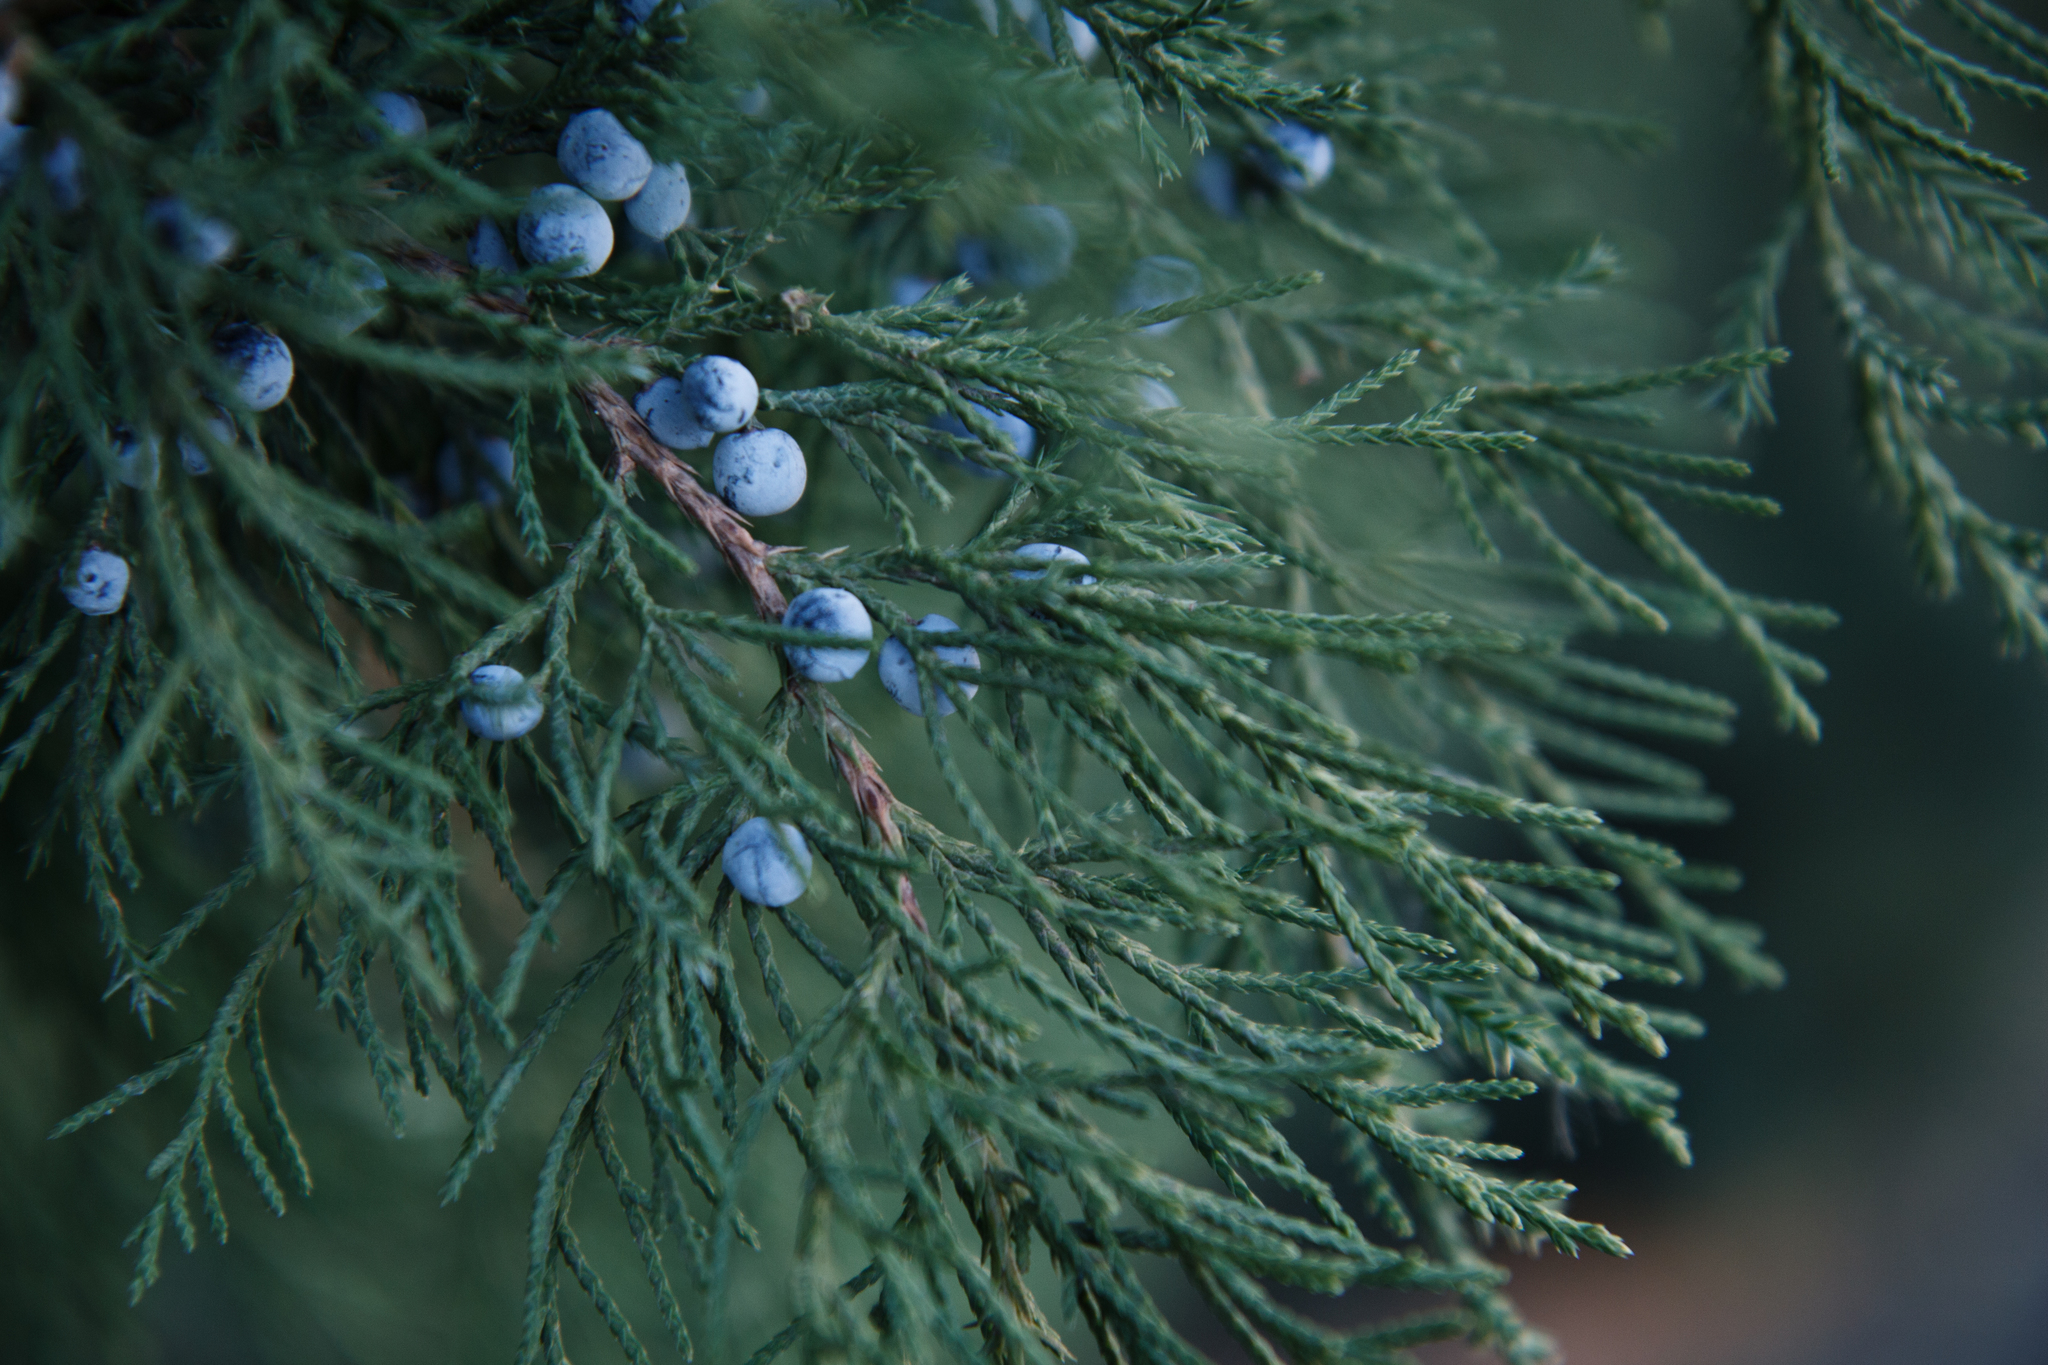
178;411;234;475
681;355;759;433
437;434;516;508
460;664;545;741
782;587;873;682
880;614;980;717
1249;120;1334;192
624;161;692;238
369;92;427;138
1011;542;1095;583
518;184;613;277
558;109;653;201
634;377;713;450
931;400;1034;477
64;549;130;616
721;817;813;907
1117;255;1203;336
713;429;807;516
146;196;237;265
469;218;518;274
111;426;160;488
214;324;294;411
43;137;84;212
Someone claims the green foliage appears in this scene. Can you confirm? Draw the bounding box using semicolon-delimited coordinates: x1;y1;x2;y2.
0;1;2037;1363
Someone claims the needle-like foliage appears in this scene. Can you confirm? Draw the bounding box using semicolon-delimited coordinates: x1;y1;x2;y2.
2;1;2035;1363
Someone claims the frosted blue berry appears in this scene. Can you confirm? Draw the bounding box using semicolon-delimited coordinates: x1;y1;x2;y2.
111;426;160;488
214;324;293;411
1249;120;1333;192
721;817;813;907
146;196;237;265
518;184;613;278
322;252;388;335
1117;255;1202;336
470;218;517;274
558;109;652;202
1191;149;1240;219
178;411;234;475
1017;1;1099;62
633;378;713;450
782;587;873;682
965;205;1075;291
713;429;806;516
880;614;980;717
460;664;545;741
681;355;759;434
43;136;84;212
369;92;427;138
624;161;692;239
64;549;130;616
930;401;1034;477
1133;377;1180;411
437;434;516;508
1011;542;1095;583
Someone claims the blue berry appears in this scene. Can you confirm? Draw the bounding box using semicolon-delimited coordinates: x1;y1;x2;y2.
634;377;713;449
460;664;545;741
178;411;234;475
518;184;613;277
437;434;516;508
214;324;294;411
146;196;237;265
1249;120;1333;192
43;136;84;212
931;400;1034;477
681;355;759;434
558;109;653;202
964;205;1076;291
713;429;807;516
1117;255;1202;336
1133;377;1180;411
369;92;427;138
1191;149;1241;219
470;218;518;274
888;275;938;307
880;614;980;717
1011;542;1095;583
624;161;691;238
64;548;130;616
111;426;160;488
782;587;873;682
323;252;388;335
721;817;813;907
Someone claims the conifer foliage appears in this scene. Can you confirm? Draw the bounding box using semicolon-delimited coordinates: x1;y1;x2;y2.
1;1;2042;1362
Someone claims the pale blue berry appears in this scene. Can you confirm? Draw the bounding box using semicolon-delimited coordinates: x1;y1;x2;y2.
369;92;427;138
732;84;772;119
965;205;1075;291
64;548;130;616
782;587;873;682
634;377;713;450
880;614;980;717
214;324;294;411
43;136;84;212
931;401;1034;477
470;218;518;274
681;355;758;433
146;196;237;265
178;411;234;475
624;161;691;238
1132;377;1180;411
721;817;813;907
1250;120;1334;192
713;428;806;516
1011;542;1095;583
437;434;516;508
323;252;388;335
558;109;653;202
111;426;160;488
518;184;613;277
1117;255;1202;336
460;664;545;741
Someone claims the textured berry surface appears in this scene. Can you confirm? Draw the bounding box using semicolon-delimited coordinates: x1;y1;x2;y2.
460;665;545;741
558;109;653;202
369;92;426;137
635;377;713;449
1011;542;1095;583
880;614;980;717
63;549;130;616
214;324;294;411
518;184;613;277
681;356;759;433
624;161;692;238
782;587;873;682
713;428;807;516
721;818;813;907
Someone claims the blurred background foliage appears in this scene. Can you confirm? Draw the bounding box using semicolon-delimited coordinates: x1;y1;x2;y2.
4;1;2047;1362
